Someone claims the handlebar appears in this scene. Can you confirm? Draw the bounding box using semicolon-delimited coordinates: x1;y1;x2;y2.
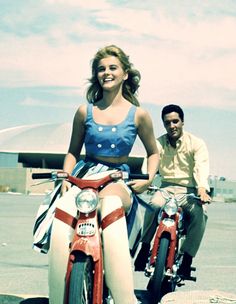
32;170;149;190
32;171;68;180
186;193;200;200
184;193;211;204
128;173;149;180
32;171;149;180
32;172;56;179
160;191;211;205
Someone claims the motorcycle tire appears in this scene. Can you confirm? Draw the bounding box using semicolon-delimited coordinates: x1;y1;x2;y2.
69;252;94;304
148;236;170;304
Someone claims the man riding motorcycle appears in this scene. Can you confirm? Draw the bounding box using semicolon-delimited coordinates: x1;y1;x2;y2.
135;104;212;277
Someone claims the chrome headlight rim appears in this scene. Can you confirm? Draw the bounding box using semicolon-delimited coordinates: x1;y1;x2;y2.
75;189;99;213
164;199;178;216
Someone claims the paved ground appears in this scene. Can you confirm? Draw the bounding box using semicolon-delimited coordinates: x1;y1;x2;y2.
0;193;236;303
161;290;236;303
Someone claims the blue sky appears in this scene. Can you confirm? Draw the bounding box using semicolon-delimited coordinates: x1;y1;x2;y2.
0;0;236;179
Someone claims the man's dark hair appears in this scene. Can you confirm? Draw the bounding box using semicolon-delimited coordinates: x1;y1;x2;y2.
161;104;184;122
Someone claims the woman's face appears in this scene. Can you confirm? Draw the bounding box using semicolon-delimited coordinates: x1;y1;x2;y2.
97;56;128;91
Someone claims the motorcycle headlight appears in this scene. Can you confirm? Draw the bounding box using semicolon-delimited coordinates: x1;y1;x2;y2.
164;199;178;216
75;189;99;213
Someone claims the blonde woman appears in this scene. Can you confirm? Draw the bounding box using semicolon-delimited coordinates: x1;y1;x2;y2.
49;45;159;304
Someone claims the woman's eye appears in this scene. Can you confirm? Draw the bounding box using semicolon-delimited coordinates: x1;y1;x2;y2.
110;65;117;71
97;65;118;73
97;67;105;73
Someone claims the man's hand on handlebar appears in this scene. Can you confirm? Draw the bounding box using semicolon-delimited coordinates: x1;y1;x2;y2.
197;187;212;204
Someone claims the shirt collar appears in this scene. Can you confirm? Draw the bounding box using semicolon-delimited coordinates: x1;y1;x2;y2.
166;131;185;147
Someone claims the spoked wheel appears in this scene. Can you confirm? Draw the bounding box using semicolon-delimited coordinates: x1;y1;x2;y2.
69;252;94;304
147;236;170;304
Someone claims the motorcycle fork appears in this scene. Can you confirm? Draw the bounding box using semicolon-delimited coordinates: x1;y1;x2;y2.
150;214;180;271
64;210;104;304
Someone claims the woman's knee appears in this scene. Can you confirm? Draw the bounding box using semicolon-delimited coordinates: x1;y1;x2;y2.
100;183;131;211
100;195;123;218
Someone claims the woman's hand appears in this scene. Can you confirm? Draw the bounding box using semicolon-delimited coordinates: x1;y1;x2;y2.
60;180;71;196
126;179;152;194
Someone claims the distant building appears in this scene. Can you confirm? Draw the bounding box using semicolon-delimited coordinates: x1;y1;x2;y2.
209;176;236;202
0;124;146;194
0;124;236;201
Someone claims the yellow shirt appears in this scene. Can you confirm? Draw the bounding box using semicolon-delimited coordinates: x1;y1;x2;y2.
157;131;210;191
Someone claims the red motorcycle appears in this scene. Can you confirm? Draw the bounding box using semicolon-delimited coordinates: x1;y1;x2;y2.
32;169;148;304
144;192;206;304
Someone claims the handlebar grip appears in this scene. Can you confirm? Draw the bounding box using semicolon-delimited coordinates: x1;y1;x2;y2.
32;173;53;179
187;193;200;200
129;173;149;180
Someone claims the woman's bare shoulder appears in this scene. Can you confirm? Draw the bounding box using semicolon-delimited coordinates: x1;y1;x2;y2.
135;106;152;123
74;103;88;122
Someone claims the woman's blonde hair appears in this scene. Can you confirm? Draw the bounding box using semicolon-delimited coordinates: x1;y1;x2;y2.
86;45;141;106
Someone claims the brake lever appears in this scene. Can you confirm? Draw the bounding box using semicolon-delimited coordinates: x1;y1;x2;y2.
147;185;158;195
31;179;54;186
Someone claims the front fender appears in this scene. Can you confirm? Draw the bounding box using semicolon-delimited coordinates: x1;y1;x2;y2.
150;218;178;266
156;219;177;241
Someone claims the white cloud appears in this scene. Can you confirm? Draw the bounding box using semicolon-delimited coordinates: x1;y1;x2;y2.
45;0;110;9
95;8;236;47
20;96;78;108
0;2;235;110
0;35;93;89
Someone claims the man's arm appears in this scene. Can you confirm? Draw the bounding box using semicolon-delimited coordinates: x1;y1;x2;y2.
193;138;212;203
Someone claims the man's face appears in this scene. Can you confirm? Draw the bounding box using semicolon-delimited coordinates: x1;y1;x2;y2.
163;111;184;142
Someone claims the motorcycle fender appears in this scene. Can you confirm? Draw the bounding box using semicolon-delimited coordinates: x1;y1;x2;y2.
150;220;177;266
70;213;101;262
156;220;177;241
65;212;103;304
70;233;101;262
65;238;103;304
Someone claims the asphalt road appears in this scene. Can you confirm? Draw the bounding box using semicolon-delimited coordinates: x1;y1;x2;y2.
0;193;236;303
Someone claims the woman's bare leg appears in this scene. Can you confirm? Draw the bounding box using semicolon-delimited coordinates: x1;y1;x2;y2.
100;183;137;304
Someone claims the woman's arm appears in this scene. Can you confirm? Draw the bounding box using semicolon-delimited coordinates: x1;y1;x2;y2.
61;104;86;194
128;107;159;193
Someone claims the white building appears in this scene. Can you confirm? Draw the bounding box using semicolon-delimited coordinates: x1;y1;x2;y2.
0;124;235;201
0;124;145;194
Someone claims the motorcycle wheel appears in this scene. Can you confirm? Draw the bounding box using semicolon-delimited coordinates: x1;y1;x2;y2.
69;252;94;304
148;236;170;304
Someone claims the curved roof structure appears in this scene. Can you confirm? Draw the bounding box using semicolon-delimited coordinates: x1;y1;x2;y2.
0;123;145;156
0;123;72;154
